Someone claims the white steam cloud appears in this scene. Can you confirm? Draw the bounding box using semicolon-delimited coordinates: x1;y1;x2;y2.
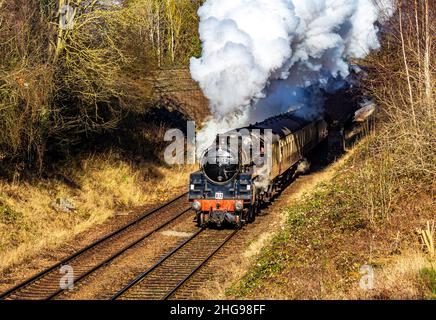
190;0;395;152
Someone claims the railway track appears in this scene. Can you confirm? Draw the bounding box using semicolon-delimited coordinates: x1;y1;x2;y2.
0;193;190;300
112;228;238;300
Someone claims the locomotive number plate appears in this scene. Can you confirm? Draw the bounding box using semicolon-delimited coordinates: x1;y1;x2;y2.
215;192;224;200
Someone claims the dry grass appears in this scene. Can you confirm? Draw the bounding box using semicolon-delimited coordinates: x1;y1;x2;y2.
348;249;435;300
0;152;195;273
230;138;435;300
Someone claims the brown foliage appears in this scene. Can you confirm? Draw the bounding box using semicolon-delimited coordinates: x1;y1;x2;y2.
0;0;202;172
360;0;435;208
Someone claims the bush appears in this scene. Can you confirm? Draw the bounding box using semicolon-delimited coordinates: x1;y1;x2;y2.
0;0;202;173
358;0;435;219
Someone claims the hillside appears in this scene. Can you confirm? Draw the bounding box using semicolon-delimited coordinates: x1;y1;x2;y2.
230;140;435;299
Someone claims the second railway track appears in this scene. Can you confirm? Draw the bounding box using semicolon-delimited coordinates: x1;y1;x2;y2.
112;228;238;300
0;193;190;300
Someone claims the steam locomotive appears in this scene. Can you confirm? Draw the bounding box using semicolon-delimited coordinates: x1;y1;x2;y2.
188;70;377;228
188;112;329;228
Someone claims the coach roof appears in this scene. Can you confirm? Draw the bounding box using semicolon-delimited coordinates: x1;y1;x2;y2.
243;113;311;138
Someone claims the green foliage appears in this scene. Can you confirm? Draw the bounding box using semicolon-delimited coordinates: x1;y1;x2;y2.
227;231;291;298
0;200;23;225
420;267;436;299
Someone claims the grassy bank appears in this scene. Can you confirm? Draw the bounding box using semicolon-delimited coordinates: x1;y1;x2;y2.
229;139;435;299
0;153;193;274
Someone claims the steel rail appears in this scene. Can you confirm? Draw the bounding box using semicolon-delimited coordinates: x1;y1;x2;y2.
163;229;238;300
111;228;205;300
47;208;191;300
0;192;188;300
112;228;238;300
